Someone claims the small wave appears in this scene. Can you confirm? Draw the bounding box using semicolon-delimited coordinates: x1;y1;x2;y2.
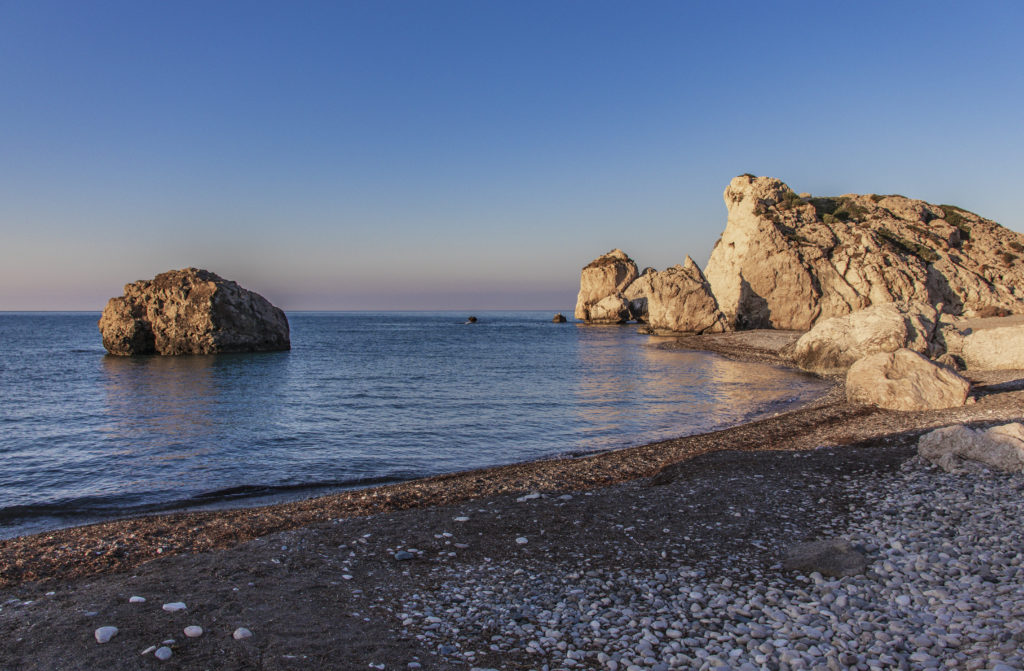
190;475;411;502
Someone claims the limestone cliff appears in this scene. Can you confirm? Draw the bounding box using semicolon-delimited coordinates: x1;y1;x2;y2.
704;175;1024;330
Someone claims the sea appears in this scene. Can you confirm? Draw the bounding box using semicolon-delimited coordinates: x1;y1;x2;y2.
0;311;829;539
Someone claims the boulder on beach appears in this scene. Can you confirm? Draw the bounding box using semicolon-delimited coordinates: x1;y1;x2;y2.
790;302;943;375
783;539;867;578
918;423;1024;472
574;249;639;323
845;349;970;411
960;323;1024;370
627;257;727;334
98;268;290;356
703;174;1024;330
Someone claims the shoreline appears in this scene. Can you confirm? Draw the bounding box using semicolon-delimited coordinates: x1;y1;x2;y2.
1;331;1023;669
2;330;1021;590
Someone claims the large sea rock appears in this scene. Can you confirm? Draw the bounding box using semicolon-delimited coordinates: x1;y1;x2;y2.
790;302;943;375
845;349;970;411
704;174;1024;330
627;257;727;334
574;249;639;323
99;268;290;355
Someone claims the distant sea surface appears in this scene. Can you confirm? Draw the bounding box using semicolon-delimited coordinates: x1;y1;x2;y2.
0;311;828;538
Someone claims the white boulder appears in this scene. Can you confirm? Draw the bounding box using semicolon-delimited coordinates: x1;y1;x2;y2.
846;349;970;411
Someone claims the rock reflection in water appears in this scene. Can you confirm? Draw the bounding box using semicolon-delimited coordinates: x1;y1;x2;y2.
573;330;818;450
99;352;290;492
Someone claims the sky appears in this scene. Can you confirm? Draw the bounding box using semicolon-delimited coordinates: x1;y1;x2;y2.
1;1;1022;311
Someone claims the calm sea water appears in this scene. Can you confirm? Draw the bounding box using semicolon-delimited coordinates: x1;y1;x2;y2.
0;311;827;538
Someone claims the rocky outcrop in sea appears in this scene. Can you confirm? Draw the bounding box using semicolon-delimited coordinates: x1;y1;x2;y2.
98;268;290;356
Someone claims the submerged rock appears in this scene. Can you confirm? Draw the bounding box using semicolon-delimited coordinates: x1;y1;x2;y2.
846;349;970;411
99;268;289;356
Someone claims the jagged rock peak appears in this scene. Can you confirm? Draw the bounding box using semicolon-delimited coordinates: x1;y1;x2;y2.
98;268;290;356
705;174;1024;330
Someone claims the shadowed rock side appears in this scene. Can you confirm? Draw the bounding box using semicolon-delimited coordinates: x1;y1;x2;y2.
98;268;290;355
573;249;639;323
704;174;1024;330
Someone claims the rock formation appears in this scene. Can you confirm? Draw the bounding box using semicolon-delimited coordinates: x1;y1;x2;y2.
627;257;727;334
552;313;567;323
790;302;943;375
99;268;290;355
704;174;1024;330
918;423;1024;472
845;349;970;411
574;249;639;324
960;323;1024;370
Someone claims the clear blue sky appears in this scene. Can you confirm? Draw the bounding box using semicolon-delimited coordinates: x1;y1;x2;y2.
1;0;1022;310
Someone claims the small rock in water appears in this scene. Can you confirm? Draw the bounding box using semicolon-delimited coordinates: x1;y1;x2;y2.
454;516;470;522
515;492;541;502
184;625;203;638
394;550;414;561
129;596;146;604
154;646;173;661
515;537;528;545
233;627;253;640
162;602;187;612
94;626;118;643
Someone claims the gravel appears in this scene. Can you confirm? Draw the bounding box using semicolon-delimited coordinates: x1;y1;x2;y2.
398;458;1024;670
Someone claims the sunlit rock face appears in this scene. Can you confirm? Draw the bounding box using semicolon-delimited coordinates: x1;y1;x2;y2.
626;256;727;334
574;249;639;324
704;174;1024;330
790;301;944;375
99;268;290;355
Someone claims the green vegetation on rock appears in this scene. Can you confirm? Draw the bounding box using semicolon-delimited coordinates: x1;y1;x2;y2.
876;227;941;263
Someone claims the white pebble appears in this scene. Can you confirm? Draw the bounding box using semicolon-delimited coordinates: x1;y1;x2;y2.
515;537;528;545
184;625;203;638
233;627;253;640
94;626;118;643
141;646;156;655
162;602;186;612
454;516;470;522
155;646;173;661
129;596;146;604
